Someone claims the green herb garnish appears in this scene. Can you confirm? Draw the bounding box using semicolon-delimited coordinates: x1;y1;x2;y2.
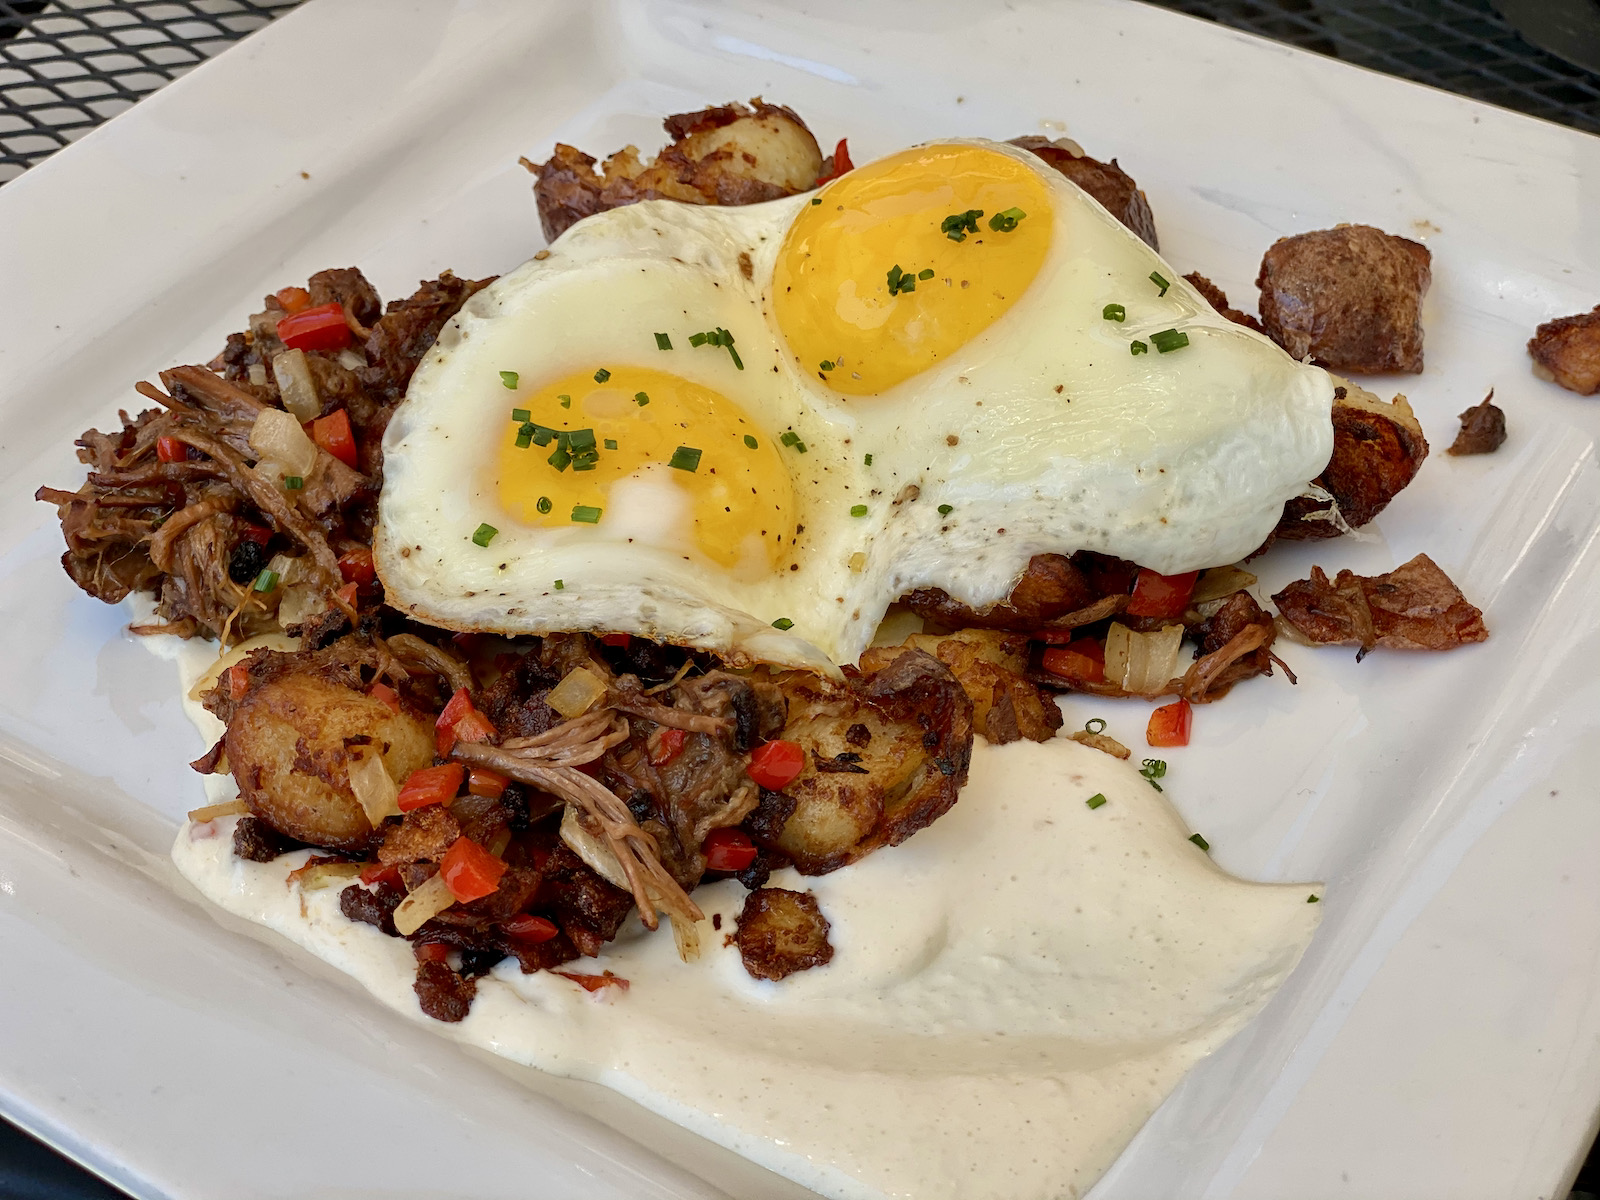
1189;832;1210;852
570;505;603;524
1102;303;1126;322
1130;340;1148;355
886;264;916;296
592;369;610;383
499;370;519;389
1307;894;1320;903
811;196;822;205
780;431;799;447
1140;758;1168;791
1149;270;1170;296
668;446;703;472
940;208;983;241
1086;793;1107;810
554;579;563;590
743;434;758;449
850;504;868;517
988;206;1026;232
559;395;572;408
604;438;618;450
771;617;794;631
689;328;744;370
864;453;873;466
536;496;552;515
471;523;497;547
511;407;531;422
1085;717;1107;734
1151;329;1190;354
252;568;278;592
283;476;303;490
819;360;835;372
918;268;934;280
654;332;672;351
635;391;650;406
937;503;953;516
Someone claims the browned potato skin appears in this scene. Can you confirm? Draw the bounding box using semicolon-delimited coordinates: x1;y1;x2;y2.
1009;136;1159;250
903;553;1097;632
735;888;833;981
760;650;972;875
1527;305;1600;395
533;99;824;242
862;629;1062;745
224;672;434;852
1275;383;1429;539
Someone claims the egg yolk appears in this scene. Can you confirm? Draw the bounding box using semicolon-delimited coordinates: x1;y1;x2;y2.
496;367;795;571
772;142;1054;396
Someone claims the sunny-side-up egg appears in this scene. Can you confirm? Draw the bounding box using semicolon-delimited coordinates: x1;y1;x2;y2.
375;139;1334;669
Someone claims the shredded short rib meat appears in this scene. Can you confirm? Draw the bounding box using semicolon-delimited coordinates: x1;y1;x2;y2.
1257;224;1431;374
1273;553;1488;657
1448;391;1507;456
1527;304;1600;396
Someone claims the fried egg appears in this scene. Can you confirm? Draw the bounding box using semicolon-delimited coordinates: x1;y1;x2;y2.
376;139;1333;667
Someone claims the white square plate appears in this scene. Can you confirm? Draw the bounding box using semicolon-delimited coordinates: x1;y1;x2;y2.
2;2;1599;1197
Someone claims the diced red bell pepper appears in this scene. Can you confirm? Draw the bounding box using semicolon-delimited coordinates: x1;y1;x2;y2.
501;913;559;943
816;137;853;184
1126;569;1200;619
555;970;629;992
367;681;400;713
1146;698;1193;748
467;767;509;800
226;661;251;701
274;286;312;315
1041;639;1106;684
334;581;359;609
440;835;507;903
414;941;451;964
397;763;464;812
746;739;805;790
600;633;631;648
453;709;496;745
237;523;273;547
435;686;493;756
156;435;187;464
337;546;375;585
648;727;686;768
703;827;758;873
276;301;351;352
360;862;401;887
310;408;359;469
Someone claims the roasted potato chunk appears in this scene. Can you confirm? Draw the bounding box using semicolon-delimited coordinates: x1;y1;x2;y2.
903;553;1097;631
1275;382;1428;539
1527;304;1600;395
758;650;972;875
1009;136;1159;250
735;888;833;981
862;629;1062;745
1183;272;1263;332
530;99;824;241
224;671;434;851
1256;224;1431;374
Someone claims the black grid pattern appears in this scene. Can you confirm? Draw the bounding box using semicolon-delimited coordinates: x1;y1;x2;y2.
0;0;300;183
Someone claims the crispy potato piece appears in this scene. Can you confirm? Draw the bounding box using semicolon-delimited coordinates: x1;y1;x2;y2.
1527;304;1600;395
862;629;1062;745
1447;391;1507;456
1183;272;1263;332
759;650;972;875
1275;382;1429;540
903;553;1097;632
224;672;434;851
530;99;824;241
1009;136;1159;250
1272;553;1487;655
1256;224;1431;374
735;888;833;981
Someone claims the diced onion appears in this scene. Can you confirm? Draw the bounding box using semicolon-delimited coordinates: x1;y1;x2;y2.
546;666;608;719
276;582;327;628
559;805;631;891
247;363;268;387
249;407;318;477
187;798;249;822
670;912;702;963
189;632;301;701
393;872;456;936
1104;622;1185;695
347;750;400;825
1191;565;1258;606
290;861;363;892
265;553;307;587
271;348;321;422
336;348;366;371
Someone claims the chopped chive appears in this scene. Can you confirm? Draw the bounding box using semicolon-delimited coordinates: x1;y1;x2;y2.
252;568;279;592
720;328;744;371
567;429;597;453
1151;328;1190;354
794;441;807;453
571;458;597;471
592;369;610;383
1102;303;1126;322
499;370;519;389
819;359;835;372
771;617;795;631
1140;758;1168;791
688;331;709;347
635;391;649;406
780;431;799;447
1130;339;1149;355
1307;894;1320;903
554;579;564;590
810;196;822;205
511;407;531;422
570;505;603;524
1149;270;1170;296
654;332;672;351
918;268;934;280
515;427;534;449
864;453;873;466
1086;793;1107;810
850;504;868;517
988;206;1026;232
1189;832;1210;852
559;395;572;409
547;445;571;472
471;523;498;547
536;496;552;515
937;503;953;516
668;445;703;472
604;438;618;450
283;475;303;490
940;208;983;241
744;434;758;449
1085;717;1107;734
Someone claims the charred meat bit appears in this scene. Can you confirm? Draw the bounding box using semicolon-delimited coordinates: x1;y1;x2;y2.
339;881;403;935
378;805;462;866
904;553;1098;631
1182;272;1263;332
1009;136;1159;250
1273;553;1488;656
529;99;825;242
414;958;477;1023
232;814;306;862
1257;225;1431;374
1527;304;1600;396
735;887;834;981
1448;391;1507;456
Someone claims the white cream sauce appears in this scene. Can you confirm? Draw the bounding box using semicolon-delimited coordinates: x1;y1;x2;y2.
168;623;1320;1200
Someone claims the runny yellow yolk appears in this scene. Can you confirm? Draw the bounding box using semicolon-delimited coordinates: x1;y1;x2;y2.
773;142;1054;396
496;366;795;571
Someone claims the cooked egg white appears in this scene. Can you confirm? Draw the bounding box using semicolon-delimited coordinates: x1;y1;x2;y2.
376;140;1333;667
